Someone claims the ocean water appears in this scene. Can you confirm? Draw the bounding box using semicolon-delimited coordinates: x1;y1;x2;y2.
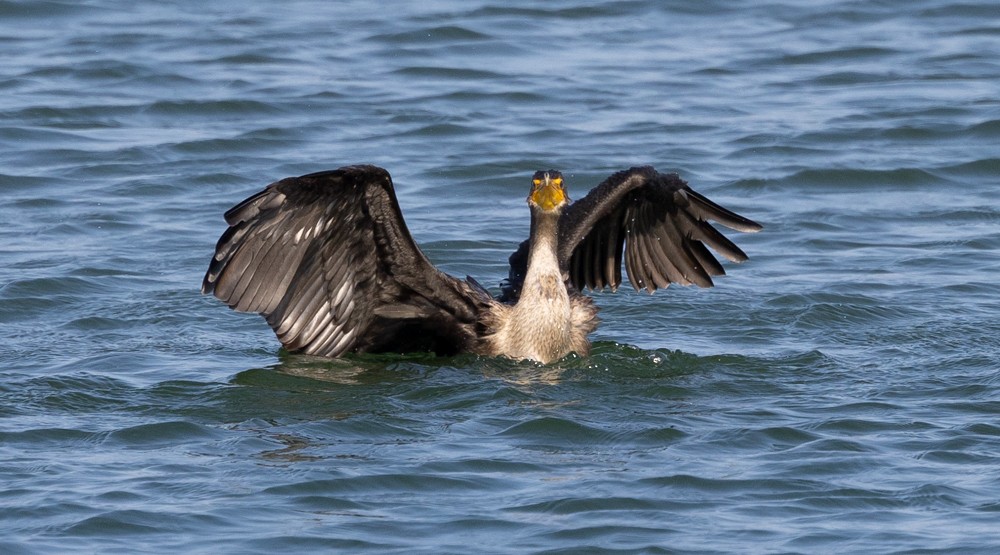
2;0;999;552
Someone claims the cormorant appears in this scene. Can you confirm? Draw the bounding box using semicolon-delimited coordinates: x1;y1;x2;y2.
202;165;760;363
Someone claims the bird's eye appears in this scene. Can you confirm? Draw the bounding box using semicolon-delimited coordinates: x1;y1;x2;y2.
532;179;542;186
551;177;563;187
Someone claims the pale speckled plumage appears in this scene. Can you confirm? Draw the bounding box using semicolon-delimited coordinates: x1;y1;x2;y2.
482;208;598;363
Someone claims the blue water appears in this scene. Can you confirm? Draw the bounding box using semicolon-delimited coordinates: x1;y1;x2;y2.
3;0;1000;552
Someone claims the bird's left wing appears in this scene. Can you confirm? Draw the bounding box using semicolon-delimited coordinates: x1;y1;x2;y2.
502;166;761;300
202;165;485;357
559;166;761;293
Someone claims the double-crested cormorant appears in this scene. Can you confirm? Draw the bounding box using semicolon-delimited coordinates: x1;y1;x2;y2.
202;165;760;363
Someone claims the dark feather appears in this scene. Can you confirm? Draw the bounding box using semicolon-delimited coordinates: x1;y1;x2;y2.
504;166;760;300
203;165;488;357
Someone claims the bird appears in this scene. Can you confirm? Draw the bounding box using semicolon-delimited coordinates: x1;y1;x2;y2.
202;164;761;363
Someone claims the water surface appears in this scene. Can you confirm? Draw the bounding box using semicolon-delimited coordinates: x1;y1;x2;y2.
2;1;999;553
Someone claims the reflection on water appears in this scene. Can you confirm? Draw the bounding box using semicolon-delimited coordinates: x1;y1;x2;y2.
236;341;703;391
259;433;323;463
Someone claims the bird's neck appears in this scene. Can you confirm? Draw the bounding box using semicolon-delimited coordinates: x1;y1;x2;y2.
525;208;562;279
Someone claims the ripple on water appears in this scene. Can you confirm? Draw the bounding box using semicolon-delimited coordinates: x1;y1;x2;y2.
3;0;1000;552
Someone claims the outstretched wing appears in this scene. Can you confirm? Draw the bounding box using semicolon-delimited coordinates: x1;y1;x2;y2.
503;166;761;300
202;165;485;357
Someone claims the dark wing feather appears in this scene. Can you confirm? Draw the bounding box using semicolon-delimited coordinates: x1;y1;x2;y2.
502;166;761;300
203;165;486;357
562;166;761;293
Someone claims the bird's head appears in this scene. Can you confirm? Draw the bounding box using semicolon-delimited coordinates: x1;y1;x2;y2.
528;170;569;212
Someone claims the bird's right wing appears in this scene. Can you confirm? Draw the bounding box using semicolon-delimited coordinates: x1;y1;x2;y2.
202;165;484;357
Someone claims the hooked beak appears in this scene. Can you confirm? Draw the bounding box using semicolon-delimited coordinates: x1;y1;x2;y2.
528;171;568;212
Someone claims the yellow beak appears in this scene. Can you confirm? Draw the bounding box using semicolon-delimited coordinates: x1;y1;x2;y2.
530;176;566;211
